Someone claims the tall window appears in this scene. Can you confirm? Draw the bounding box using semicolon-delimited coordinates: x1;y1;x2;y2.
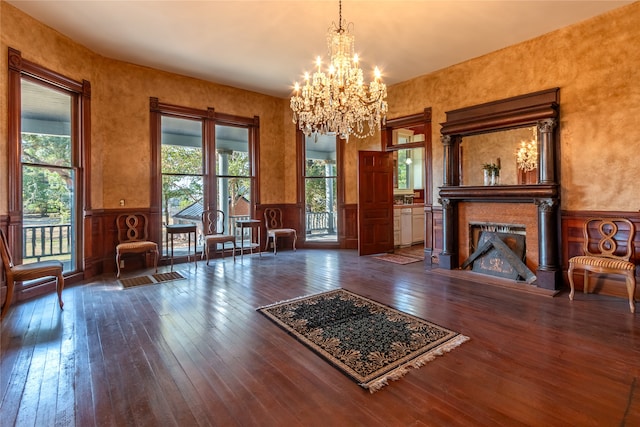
216;125;251;233
21;79;77;269
151;99;259;255
304;134;338;242
8;48;89;275
160;116;204;256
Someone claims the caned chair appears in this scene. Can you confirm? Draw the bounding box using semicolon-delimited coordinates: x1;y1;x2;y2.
115;213;159;278
0;228;64;320
568;217;637;313
202;209;236;265
264;208;297;255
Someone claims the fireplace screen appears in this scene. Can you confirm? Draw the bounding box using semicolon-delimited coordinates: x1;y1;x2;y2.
471;231;526;280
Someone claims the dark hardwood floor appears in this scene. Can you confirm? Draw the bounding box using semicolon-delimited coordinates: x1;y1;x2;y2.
1;249;639;426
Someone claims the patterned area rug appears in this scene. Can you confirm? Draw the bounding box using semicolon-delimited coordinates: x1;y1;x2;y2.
120;271;185;288
373;253;423;265
257;289;469;393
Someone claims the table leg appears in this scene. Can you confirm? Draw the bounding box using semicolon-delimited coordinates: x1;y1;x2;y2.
170;232;174;271
192;230;197;269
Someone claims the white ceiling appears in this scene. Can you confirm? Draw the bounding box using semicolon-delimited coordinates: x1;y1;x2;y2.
7;0;633;99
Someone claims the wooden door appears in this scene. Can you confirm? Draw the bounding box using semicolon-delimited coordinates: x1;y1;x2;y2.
358;151;394;255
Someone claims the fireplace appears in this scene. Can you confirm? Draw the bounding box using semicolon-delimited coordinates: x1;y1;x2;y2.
461;204;538;273
437;88;562;290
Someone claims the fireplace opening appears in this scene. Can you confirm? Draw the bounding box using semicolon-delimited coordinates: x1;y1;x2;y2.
465;222;535;282
469;222;526;254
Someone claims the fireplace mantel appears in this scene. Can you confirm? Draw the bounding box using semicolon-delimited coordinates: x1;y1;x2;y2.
438;89;562;290
439;184;558;203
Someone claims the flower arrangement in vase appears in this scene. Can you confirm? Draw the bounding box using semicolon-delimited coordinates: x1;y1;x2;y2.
482;162;501;185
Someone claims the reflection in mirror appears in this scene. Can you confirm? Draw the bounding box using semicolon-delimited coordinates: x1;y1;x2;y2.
391;127;426;146
459;126;538;186
394;148;424;190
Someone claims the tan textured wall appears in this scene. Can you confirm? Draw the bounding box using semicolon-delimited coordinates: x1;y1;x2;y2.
382;2;640;211
92;57;287;208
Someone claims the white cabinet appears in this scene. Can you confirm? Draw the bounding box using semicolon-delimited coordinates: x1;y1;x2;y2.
400;208;412;247
412;207;425;244
393;209;401;245
394;206;424;247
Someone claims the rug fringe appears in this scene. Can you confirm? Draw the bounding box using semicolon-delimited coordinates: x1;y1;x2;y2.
256;289;340;311
363;334;470;393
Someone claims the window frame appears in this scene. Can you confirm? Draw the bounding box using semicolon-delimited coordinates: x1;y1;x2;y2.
150;99;260;255
296;131;344;248
7;47;90;275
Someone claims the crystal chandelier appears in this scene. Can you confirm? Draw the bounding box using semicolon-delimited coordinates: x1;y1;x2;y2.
516;128;538;172
290;0;388;141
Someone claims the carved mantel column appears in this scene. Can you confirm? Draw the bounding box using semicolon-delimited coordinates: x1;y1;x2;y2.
441;135;453;186
535;197;562;289
538;118;557;184
438;198;457;269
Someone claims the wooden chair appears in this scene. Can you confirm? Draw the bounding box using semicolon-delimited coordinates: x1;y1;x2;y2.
264;208;297;254
202;209;236;265
0;228;64;320
115;213;158;278
568;217;636;313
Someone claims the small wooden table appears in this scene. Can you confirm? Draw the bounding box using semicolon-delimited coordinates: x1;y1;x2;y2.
236;219;261;258
166;223;197;270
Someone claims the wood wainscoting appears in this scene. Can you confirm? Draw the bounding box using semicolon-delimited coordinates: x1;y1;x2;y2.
5;207;638;303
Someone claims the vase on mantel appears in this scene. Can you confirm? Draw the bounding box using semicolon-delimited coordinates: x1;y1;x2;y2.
490;170;499;185
483;169;499;185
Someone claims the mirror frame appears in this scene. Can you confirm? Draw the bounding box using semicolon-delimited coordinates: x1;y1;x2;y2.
382;108;432;203
440;88;559;192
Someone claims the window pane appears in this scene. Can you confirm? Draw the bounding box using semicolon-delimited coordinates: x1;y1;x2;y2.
21;78;77;271
305;134;336;177
161;116;203;174
22;165;75;269
305;177;337;241
397;149;409;189
161;175;203;226
217;151;250;177
217;177;251;220
216;124;251;238
215;125;249;177
21;79;72;167
306;159;336;177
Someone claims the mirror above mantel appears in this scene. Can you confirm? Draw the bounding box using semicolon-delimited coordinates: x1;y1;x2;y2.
460;126;538;186
440;88;560;191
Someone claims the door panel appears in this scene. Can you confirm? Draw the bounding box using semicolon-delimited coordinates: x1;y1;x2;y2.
358;151;393;256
